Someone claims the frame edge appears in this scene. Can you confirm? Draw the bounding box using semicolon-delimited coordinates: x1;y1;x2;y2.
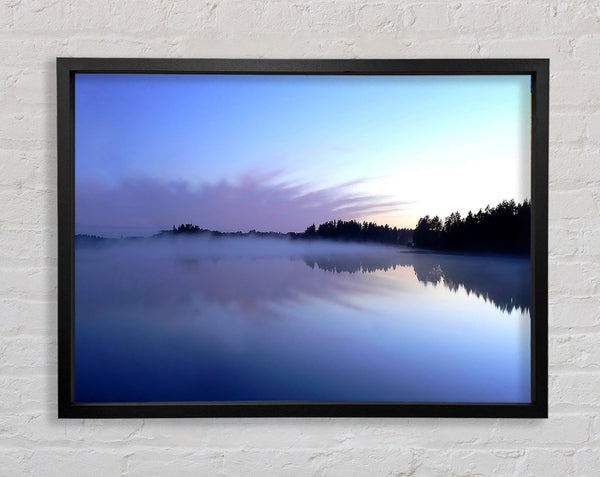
57;57;550;419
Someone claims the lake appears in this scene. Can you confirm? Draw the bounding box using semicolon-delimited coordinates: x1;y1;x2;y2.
75;237;531;403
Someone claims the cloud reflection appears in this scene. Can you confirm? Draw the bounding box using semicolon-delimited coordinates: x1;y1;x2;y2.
76;237;530;332
75;238;392;326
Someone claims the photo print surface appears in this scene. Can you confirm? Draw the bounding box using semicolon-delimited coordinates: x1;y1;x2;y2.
74;73;532;403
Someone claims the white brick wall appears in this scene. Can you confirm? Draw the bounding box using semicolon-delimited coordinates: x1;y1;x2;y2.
1;1;598;475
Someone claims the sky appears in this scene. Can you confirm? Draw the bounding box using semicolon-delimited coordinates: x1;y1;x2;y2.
75;73;531;236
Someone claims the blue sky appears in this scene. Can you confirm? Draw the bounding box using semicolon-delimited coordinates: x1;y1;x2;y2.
75;73;531;236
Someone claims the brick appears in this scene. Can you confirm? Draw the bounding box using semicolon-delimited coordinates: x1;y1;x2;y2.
12;68;55;105
573;34;600;68
416;449;523;477
549;297;600;328
0;188;56;227
550;146;600;185
388;38;482;57
307;2;357;33
0;376;50;414
65;37;178;58
549;189;599;221
127;449;223;476
587;114;600;144
0;449;32;477
548;261;600;298
160;2;219;32
222;447;415;477
520;449;577;476
494;415;590;445
0;1;14;29
177;31;312;59
0;413;62;446
30;450;122;477
0;149;56;191
552;71;600;107
551;113;587;144
214;1;323;35
493;2;550;36
575;448;600;476
63;1;113;31
0;267;56;301
581;226;600;256
452;2;501;34
550;332;600;369
480;37;575;71
0;229;56;268
356;4;402;33
551;373;600;408
0;298;56;336
592;416;600;445
548;225;584;257
100;0;164;33
0;335;57;373
502;1;600;37
0;110;49;144
12;0;66;32
0;37;68;67
409;4;453;31
63;419;147;445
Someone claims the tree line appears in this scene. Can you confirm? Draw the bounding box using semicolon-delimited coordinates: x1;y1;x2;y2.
166;224;289;239
164;199;530;254
172;223;203;233
300;219;413;245
413;199;530;254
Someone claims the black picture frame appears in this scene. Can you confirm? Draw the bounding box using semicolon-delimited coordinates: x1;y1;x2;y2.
57;58;548;419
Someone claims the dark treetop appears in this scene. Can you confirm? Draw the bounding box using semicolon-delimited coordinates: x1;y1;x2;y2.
412;199;530;254
300;220;413;246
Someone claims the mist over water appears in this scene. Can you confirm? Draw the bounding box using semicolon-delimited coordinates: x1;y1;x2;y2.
75;236;531;403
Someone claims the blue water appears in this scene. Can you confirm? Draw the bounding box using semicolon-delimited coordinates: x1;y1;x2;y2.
74;237;531;403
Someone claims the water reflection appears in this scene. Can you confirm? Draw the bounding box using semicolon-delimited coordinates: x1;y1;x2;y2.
75;237;531;403
77;237;529;321
76;238;391;323
302;249;530;313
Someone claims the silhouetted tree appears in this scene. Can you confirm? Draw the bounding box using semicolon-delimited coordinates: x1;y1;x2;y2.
174;223;202;233
301;219;412;246
413;199;531;254
304;224;317;238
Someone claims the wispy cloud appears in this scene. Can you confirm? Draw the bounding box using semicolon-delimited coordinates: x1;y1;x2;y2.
76;171;407;234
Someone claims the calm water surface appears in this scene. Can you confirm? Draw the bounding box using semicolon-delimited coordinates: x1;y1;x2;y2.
75;237;530;403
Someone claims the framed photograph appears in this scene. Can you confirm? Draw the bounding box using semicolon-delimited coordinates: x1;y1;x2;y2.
57;58;548;418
